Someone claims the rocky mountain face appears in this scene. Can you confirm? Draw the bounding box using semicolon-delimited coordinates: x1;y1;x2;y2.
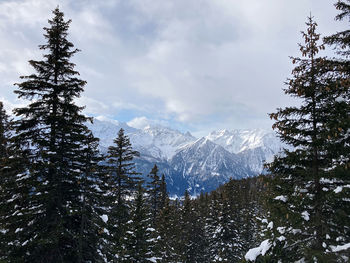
206;129;285;173
170;137;252;195
88;118;285;195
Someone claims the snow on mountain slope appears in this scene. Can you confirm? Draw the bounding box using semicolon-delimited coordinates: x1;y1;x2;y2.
206;129;286;173
87;118;286;194
170;137;253;194
87;118;195;160
206;129;282;154
129;125;196;160
86;118;138;152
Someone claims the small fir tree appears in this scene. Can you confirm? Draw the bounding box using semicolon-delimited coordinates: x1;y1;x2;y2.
123;182;158;262
0;101;28;261
147;164;161;225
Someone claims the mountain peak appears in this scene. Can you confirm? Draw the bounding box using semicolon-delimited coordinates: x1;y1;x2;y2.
185;131;193;137
88;117;284;194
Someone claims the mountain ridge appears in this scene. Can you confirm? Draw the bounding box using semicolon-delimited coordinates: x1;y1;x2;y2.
87;118;285;195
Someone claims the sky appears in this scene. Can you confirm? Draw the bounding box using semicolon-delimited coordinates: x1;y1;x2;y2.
0;0;346;136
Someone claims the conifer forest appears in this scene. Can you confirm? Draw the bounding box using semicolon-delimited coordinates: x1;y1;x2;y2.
0;1;349;263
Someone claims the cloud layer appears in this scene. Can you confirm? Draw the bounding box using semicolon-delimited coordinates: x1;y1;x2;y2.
0;0;344;134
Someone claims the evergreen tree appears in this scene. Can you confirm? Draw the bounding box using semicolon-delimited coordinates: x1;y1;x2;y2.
234;178;263;259
77;132;108;262
205;191;222;262
159;174;168;211
252;15;350;262
325;0;350;58
147;164;161;225
104;128;140;260
0;101;28;261
8;7;100;262
123;182;158;262
204;179;264;263
321;1;350;260
0;101;9;164
157;197;181;262
178;191;207;263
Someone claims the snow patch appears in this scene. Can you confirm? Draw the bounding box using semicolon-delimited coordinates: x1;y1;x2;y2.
100;214;108;223
267;222;273;230
301;211;310;221
245;239;271;261
277;236;286;242
334;185;350;194
277;227;286;234
274;195;287;202
330;243;350;252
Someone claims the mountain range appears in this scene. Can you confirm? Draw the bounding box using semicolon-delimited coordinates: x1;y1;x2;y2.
87;118;286;195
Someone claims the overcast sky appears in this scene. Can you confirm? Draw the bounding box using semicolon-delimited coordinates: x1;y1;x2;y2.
0;0;345;136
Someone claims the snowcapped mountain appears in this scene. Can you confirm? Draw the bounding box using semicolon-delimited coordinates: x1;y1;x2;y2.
87;118;285;195
206;129;280;153
128;125;196;160
206;129;286;173
170;137;252;194
87;118;138;152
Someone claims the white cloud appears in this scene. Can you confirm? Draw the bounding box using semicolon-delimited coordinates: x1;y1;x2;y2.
0;0;58;27
127;116;169;129
0;97;28;114
95;115;120;125
127;116;150;129
0;0;345;132
75;96;109;115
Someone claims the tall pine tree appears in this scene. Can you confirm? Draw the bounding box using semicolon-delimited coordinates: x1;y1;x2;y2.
250;15;350;262
8;7;102;262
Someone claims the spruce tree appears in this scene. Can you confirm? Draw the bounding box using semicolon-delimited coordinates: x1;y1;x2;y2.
205;190;221;262
322;1;350;259
178;190;207;263
159;174;168;211
77;131;108;262
123;182;158;262
0;101;9;164
0;101;28;261
147;164;161;225
104;128;141;260
157;197;181;262
251;15;350;262
9;7;101;261
323;1;350;176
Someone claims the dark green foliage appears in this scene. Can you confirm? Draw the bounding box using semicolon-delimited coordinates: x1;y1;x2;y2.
105;128;140;204
324;0;350;58
4;7;105;262
156;197;181;262
178;190;207;263
104;128;141;260
0;101;28;261
0;102;9;161
211;178;265;263
255;14;350;262
77;132;108;262
147;164;162;225
123;182;158;262
159;174;168;211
